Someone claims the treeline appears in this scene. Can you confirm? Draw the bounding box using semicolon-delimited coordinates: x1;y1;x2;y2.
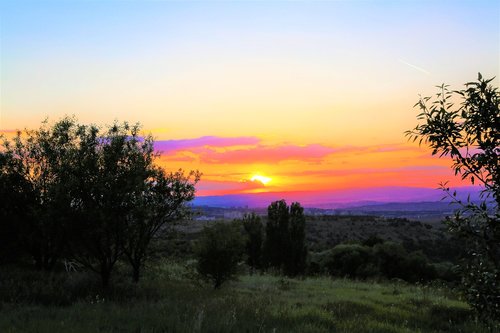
0;118;199;287
195;200;308;288
194;203;457;289
309;239;457;283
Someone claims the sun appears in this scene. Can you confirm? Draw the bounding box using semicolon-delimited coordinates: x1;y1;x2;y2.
251;174;272;185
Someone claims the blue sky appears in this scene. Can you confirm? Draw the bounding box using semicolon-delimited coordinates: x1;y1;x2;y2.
1;0;498;197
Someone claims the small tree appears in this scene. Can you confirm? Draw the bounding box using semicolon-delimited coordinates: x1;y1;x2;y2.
68;121;199;287
123;168;200;283
241;213;264;273
195;222;245;289
406;73;500;318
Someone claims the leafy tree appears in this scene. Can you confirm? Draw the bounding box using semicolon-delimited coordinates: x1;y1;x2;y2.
406;73;500;318
241;213;264;273
286;202;307;276
263;200;290;270
0;118;199;287
123;168;200;283
0;118;81;269
0;147;32;264
263;200;307;276
67;121;199;287
195;222;245;289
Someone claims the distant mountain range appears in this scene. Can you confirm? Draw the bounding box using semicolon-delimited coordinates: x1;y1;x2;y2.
193;186;483;209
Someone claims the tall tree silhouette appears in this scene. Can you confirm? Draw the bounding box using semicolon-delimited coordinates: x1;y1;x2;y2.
263;200;307;276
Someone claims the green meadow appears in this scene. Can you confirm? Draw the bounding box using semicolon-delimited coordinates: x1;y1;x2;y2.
0;261;495;333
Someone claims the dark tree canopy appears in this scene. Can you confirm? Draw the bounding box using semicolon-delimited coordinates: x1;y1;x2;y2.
241;213;264;273
0;117;200;287
263;200;307;276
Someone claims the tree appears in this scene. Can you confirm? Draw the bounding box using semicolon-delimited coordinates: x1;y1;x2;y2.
0;118;82;269
195;222;245;289
406;73;500;318
0;147;32;264
263;200;290;270
241;213;264;273
122;168;200;283
262;200;307;276
287;202;307;276
0;118;200;287
67;121;199;287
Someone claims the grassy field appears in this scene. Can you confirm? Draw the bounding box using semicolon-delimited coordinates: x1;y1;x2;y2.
0;262;495;333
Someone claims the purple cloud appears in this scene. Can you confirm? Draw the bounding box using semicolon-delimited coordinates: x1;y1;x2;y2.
154;136;260;153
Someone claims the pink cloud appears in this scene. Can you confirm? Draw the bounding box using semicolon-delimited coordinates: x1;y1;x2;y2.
154;136;260;153
156;136;428;166
195;144;336;164
196;179;266;196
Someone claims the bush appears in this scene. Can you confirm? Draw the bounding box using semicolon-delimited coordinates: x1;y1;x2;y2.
403;251;437;282
195;222;245;289
433;262;460;282
373;242;408;280
324;244;377;279
461;251;500;319
316;241;438;282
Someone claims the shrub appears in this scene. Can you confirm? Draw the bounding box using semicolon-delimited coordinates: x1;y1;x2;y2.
373;241;408;279
195;222;245;289
324;244;377;279
403;251;437;282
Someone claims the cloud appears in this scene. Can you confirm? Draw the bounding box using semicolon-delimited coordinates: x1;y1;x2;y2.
157;136;427;166
195;143;336;164
196;178;266;196
280;165;449;178
154;136;260;153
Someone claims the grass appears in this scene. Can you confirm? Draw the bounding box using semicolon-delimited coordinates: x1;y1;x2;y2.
0;261;496;333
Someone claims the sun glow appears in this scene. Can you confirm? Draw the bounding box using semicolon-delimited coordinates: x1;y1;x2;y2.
251;174;272;185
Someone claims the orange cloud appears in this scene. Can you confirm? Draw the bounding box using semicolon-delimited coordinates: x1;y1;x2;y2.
154;135;467;197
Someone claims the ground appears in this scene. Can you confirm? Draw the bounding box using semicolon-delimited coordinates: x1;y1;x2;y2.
0;261;495;333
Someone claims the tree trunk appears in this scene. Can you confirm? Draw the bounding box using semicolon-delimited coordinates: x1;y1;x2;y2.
132;264;141;283
101;266;111;289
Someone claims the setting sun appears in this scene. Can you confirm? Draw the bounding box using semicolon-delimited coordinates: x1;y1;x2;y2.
251;175;272;185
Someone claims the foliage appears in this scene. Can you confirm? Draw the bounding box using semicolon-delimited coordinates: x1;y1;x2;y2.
263;199;290;270
0;117;199;287
316;241;436;282
241;213;264;272
324;244;375;279
0;118;83;269
287;202;308;276
195;222;245;289
406;73;500;318
263;200;308;276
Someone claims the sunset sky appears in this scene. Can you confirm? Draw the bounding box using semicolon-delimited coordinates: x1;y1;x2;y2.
1;0;498;201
